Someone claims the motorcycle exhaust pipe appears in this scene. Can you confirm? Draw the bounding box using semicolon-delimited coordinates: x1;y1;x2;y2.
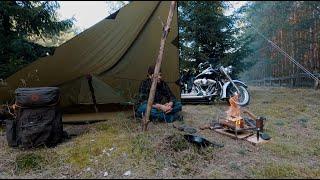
181;95;212;99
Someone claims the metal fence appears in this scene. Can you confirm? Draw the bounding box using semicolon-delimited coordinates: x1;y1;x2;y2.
247;73;320;88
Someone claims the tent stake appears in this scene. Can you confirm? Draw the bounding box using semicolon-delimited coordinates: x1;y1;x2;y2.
143;1;176;131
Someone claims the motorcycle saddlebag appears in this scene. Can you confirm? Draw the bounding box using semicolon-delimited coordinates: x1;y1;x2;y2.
15;87;60;107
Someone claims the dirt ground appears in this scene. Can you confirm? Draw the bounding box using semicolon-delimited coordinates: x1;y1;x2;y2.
0;86;319;179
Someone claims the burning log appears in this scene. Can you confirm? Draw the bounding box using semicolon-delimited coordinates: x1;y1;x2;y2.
220;94;245;130
215;94;270;141
221;116;245;130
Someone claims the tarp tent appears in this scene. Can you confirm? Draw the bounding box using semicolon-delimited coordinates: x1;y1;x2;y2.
0;1;180;107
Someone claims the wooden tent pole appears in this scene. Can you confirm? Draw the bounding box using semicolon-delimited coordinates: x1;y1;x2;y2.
86;74;99;113
143;1;176;131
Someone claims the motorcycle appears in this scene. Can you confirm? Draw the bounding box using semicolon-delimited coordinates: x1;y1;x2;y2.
181;61;251;106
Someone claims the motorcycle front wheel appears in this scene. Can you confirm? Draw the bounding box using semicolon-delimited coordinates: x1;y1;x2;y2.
227;85;250;106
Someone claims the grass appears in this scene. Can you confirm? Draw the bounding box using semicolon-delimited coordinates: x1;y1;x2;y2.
60;123;132;171
251;161;320;179
130;133;155;161
0;86;319;178
16;153;45;172
273;119;285;126
296;117;309;128
266;142;304;158
164;133;189;152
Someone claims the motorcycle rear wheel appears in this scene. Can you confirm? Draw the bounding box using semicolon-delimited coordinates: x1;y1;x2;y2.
227;85;250;106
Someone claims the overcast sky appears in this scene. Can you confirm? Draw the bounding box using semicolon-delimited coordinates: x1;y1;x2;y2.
57;1;247;31
57;1;110;31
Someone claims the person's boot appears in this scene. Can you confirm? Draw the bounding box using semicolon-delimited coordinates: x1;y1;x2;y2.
175;112;184;121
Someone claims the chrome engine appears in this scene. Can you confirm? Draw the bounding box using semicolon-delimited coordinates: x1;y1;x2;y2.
194;78;216;86
193;78;217;96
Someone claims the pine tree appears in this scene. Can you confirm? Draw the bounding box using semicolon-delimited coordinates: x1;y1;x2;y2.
0;1;74;79
178;1;251;77
241;1;320;84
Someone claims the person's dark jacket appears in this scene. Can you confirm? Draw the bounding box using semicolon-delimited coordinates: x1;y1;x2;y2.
137;78;176;105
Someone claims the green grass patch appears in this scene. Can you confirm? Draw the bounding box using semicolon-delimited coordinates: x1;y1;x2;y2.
176;152;199;175
266;142;303;158
61;126;131;169
67;146;91;169
252;162;320;178
305;139;320;156
273;120;285;126
169;134;189;152
314;123;320;131
229;162;241;171
16;152;45;172
130;133;155;161
252;162;299;178
209;169;224;178
237;148;247;156
311;146;320;156
296;118;308;128
95;123;119;134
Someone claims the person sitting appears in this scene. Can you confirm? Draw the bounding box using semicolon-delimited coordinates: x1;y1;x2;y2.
136;65;182;123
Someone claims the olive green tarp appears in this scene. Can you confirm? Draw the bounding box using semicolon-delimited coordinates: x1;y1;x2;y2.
0;1;180;107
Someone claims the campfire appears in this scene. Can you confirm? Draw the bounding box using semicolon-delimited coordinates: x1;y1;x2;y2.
214;93;271;143
199;93;271;144
221;94;246;130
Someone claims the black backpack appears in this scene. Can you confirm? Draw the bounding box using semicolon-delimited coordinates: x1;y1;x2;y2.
6;87;64;149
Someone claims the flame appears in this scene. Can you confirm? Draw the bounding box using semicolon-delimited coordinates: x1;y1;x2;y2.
225;93;244;129
236;119;241;126
226;93;241;119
